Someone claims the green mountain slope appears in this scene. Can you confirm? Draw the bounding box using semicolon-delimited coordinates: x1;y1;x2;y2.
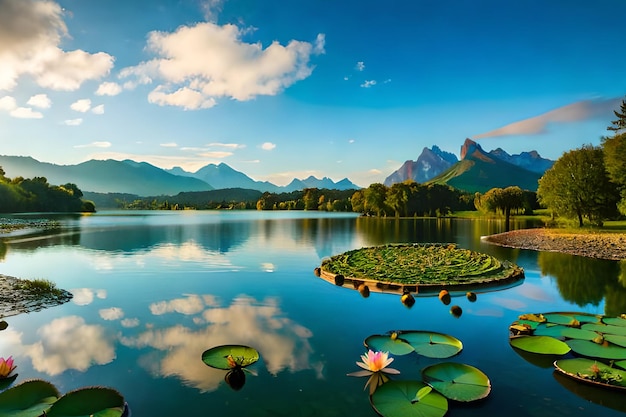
426;140;542;193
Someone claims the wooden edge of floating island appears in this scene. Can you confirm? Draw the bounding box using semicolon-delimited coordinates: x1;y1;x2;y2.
314;266;525;296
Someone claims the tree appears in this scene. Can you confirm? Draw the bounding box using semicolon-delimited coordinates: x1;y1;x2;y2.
350;190;365;213
607;97;626;132
537;145;619;226
385;181;410;217
479;186;525;231
364;183;388;216
602;132;626;214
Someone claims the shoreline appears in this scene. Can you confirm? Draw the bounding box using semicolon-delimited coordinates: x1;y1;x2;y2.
482;228;626;261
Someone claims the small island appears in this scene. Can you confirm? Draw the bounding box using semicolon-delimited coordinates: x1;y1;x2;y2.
317;243;524;295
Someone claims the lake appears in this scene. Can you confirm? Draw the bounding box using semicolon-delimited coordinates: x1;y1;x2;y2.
0;210;625;416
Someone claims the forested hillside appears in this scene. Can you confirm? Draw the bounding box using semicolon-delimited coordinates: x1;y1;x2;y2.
0;167;94;213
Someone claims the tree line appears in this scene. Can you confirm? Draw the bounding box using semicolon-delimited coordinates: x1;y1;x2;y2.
0;168;94;213
534;97;626;227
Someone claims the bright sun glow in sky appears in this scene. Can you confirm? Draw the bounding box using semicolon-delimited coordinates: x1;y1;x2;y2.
1;0;625;187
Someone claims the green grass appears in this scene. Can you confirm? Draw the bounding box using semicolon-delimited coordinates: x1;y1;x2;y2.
14;278;65;297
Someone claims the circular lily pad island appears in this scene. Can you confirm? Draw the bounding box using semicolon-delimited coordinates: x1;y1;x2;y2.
316;243;524;296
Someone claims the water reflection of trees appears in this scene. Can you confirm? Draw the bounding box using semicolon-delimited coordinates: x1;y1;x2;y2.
538;251;626;315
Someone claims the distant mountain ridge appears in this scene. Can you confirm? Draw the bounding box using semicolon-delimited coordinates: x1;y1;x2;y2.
384;145;458;186
427;139;546;193
0;155;359;196
385;139;553;193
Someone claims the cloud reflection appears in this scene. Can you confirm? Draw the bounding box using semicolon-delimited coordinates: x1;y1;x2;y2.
3;316;116;376
121;295;318;392
71;288;107;306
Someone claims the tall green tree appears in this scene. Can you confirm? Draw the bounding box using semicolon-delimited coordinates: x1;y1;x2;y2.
478;186;525;231
385;181;410;217
537;145;619;226
364;183;389;216
607;97;626;132
602;132;626;214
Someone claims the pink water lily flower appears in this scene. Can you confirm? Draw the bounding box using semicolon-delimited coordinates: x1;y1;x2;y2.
347;350;400;394
0;356;16;378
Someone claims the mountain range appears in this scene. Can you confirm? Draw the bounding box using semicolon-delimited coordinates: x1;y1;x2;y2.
431;139;552;193
0;155;359;196
1;139;553;197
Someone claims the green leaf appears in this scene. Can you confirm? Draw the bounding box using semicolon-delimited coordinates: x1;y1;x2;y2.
567;339;626;360
509;335;570;355
45;387;126;417
533;324;598;340
412;386;432;403
421;362;491;402
615;360;626;370
605;334;626;348
202;345;260;370
370;380;448;417
603;317;626;327
364;335;414;356
554;358;626;389
582;323;626;337
397;331;463;359
0;380;59;417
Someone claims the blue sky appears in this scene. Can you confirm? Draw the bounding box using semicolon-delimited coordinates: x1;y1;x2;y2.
1;0;625;187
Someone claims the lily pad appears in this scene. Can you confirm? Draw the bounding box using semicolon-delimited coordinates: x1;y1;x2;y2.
365;334;414;356
0;379;59;417
554;358;626;389
369;380;448;417
566;339;626;360
45;387;126;417
603;317;626;327
202;345;260;370
534;325;598;341
397;331;463;359
581;323;626;337
605;334;626;348
509;335;571;355
421;362;491;402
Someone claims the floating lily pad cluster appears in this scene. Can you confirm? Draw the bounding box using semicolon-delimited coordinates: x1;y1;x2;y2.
509;312;626;390
0;379;128;417
354;330;490;417
320;243;523;288
202;345;260;391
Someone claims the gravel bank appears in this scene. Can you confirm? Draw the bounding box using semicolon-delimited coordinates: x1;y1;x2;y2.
483;228;626;261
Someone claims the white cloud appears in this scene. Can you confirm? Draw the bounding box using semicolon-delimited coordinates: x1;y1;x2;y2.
206;142;245;149
92;104;105;114
121;318;140;328
120;21;325;109
2;316;116;376
70;98;91;112
200;0;225;23
99;307;124;321
348;139;355;144
198;151;233;158
63;118;83;126
27;93;51;108
474;98;622;138
355;61;365;71
0;96;17;110
160;142;178;148
261;142;276;151
10;107;43;118
95;81;122;96
150;294;206;316
360;80;376;88
0;0;113;91
74;141;111;148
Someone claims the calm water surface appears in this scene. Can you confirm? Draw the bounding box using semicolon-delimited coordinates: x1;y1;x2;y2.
0;211;624;416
